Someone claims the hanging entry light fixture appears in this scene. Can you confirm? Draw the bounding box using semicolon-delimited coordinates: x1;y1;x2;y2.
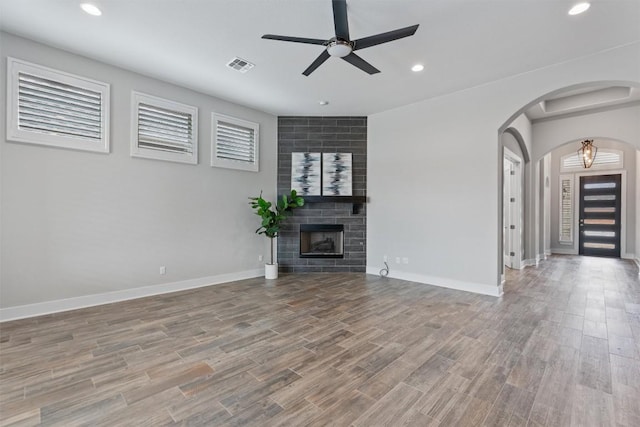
578;139;597;168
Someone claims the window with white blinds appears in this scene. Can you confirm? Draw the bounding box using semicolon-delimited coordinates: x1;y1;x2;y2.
559;175;573;243
131;92;198;164
6;58;110;153
561;149;623;172
211;113;259;172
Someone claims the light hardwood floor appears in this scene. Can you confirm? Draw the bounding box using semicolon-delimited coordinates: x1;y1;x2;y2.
1;255;639;426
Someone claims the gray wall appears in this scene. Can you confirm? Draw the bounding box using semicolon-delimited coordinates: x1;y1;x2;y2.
0;32;278;308
549;139;637;256
277;117;367;273
532;104;640;162
637;150;640;264
542;154;552;256
367;42;638;295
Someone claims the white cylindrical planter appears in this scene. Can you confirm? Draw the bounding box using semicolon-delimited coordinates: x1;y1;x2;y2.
265;263;278;279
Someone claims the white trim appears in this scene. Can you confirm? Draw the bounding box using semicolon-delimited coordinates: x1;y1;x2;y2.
551;247;578;255
0;269;262;322
366;267;502;297
523;258;538;267
621;252;635;260
130;91;198;165
6;57;110;153
634;258;640;271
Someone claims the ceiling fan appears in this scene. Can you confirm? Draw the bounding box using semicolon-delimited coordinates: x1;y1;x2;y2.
262;0;419;76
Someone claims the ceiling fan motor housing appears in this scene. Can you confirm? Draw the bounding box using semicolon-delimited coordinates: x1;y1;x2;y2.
261;0;419;75
327;39;353;57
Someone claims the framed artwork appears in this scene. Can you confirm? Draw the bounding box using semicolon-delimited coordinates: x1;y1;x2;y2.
291;152;321;196
322;153;352;196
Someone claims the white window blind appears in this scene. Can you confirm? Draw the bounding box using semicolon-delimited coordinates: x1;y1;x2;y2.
559;175;573;243
561;149;623;172
212;113;259;172
131;92;198;164
6;58;110;153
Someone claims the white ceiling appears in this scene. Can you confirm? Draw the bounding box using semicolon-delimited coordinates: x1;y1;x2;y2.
1;0;639;116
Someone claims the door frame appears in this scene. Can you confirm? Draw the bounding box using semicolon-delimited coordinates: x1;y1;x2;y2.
573;169;627;257
503;147;523;270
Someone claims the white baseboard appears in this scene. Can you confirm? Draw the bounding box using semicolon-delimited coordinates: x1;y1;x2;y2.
635;258;640;270
622;252;635;260
544;250;551;257
523;258;538;268
0;269;263;322
551;247;577;255
366;267;502;297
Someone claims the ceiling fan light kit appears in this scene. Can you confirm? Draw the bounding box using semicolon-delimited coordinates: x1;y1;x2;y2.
262;0;419;76
327;40;353;58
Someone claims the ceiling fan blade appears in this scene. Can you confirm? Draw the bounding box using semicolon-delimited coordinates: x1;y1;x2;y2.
353;24;419;50
262;34;327;45
342;52;380;75
332;0;350;40
303;50;331;76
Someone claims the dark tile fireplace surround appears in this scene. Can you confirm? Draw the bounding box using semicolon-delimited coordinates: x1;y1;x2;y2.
277;116;367;273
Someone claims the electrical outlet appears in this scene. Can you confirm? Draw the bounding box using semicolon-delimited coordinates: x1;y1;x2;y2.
159;266;166;275
395;257;401;264
402;257;409;264
258;255;263;262
383;255;388;262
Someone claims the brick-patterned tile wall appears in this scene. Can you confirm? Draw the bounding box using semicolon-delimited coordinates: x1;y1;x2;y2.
277;116;367;273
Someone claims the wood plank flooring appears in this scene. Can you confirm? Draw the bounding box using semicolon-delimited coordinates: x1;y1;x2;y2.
1;255;639;426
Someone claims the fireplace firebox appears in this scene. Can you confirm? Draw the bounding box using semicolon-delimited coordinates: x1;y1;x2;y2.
299;224;344;258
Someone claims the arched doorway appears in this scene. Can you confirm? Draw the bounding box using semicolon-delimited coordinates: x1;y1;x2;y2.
497;81;640;287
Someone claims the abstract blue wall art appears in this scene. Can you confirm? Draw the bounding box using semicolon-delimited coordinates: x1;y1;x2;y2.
291;152;321;196
322;153;352;196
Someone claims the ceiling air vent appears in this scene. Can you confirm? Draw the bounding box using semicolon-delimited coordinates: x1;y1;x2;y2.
226;57;254;73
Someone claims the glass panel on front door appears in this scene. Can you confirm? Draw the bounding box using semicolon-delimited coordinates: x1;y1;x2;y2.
579;174;621;258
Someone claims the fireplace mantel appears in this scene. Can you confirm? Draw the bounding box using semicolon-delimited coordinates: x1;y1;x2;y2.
288;195;367;214
301;196;367;203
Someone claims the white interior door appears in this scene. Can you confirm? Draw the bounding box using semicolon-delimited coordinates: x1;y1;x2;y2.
504;159;513;269
503;150;522;269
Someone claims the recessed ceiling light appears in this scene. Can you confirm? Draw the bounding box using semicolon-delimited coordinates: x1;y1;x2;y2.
319;101;329;106
411;64;424;72
568;2;590;15
80;3;102;16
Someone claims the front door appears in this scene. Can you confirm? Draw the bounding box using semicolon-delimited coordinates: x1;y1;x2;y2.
579;174;621;257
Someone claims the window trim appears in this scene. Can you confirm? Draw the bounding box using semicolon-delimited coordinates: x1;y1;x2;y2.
560;148;623;173
211;113;259;172
6;57;110;153
558;174;573;244
130;91;198;165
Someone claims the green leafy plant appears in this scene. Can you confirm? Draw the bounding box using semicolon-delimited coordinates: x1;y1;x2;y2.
249;190;304;265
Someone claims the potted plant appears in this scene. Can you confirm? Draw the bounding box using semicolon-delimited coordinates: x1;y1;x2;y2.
249;190;304;279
